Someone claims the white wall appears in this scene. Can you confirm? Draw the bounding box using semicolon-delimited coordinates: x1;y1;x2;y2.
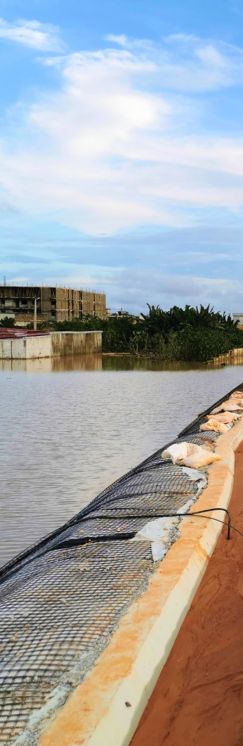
0;339;12;359
0;335;51;359
0;332;102;359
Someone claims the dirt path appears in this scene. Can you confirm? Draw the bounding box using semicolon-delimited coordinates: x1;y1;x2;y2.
131;444;243;746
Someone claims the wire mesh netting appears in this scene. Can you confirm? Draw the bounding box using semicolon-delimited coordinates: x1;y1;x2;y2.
0;383;242;745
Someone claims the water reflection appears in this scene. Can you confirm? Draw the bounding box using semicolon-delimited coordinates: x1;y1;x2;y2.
0;354;103;373
102;355;207;371
0;353;212;374
0;353;241;374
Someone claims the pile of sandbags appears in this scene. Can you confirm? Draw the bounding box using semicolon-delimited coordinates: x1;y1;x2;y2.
200;419;231;433
200;389;243;433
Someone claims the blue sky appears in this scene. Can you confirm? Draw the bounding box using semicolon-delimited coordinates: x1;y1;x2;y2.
1;1;243;312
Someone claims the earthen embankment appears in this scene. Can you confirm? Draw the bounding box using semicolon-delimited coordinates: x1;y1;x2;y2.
131;443;243;746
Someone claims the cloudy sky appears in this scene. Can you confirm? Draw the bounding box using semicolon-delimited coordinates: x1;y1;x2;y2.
1;0;243;312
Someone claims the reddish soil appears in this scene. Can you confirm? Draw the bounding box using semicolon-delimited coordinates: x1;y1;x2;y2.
131;444;243;746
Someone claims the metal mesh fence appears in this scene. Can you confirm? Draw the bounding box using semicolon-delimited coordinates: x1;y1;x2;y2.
0;383;242;745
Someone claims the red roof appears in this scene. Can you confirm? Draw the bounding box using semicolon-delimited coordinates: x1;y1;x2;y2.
0;328;49;339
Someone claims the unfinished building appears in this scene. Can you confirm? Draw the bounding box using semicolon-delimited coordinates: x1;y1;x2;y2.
0;286;107;324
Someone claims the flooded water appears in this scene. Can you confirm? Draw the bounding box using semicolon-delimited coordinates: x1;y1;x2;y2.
1;354;243;567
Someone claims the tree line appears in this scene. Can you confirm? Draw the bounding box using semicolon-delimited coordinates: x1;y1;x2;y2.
2;304;242;361
54;304;243;362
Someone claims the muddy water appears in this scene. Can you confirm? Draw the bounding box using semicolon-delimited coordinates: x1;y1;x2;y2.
0;355;243;567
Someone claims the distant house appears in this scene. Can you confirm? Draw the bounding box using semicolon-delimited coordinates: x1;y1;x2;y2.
233;313;243;329
107;308;130;318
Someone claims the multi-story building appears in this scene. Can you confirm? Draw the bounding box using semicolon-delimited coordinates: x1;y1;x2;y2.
0;286;107;324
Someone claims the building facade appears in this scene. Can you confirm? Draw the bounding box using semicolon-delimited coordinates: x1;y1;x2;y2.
0;286;107;324
233;313;243;329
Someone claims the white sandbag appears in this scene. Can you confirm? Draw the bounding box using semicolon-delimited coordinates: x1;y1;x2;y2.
207;411;239;423
200;418;231;433
161;442;196;463
212;402;243;414
229;397;243;407
181;450;221;468
224;397;243;408
161;441;220;467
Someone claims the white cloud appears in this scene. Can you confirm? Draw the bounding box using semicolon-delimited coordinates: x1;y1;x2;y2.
0;18;63;51
108;33;243;90
106;34;128;47
113;271;243;314
44;265;243;314
2;34;243;234
163;34;243;90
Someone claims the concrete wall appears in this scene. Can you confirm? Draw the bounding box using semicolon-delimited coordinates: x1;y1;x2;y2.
0;339;12;359
0;336;52;359
0;331;102;359
50;331;102;357
25;336;52;359
210;347;243;366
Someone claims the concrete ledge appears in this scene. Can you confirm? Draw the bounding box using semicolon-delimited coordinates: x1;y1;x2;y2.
39;419;243;746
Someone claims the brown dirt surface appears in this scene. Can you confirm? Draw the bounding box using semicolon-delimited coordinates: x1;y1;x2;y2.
131;443;243;746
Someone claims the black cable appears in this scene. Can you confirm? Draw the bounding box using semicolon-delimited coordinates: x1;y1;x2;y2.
76;509;228;523
49;532;136;550
80;488;195;516
226;523;243;538
49;507;233;551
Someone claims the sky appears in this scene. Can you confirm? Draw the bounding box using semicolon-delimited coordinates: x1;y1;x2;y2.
1;1;243;312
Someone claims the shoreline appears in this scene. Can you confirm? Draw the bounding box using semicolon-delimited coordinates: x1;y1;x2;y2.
102;351;243;368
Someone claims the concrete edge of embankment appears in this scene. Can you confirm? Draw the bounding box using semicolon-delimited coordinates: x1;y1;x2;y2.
38;419;243;746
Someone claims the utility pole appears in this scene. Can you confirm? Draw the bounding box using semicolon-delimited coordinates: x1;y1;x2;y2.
33;297;38;330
